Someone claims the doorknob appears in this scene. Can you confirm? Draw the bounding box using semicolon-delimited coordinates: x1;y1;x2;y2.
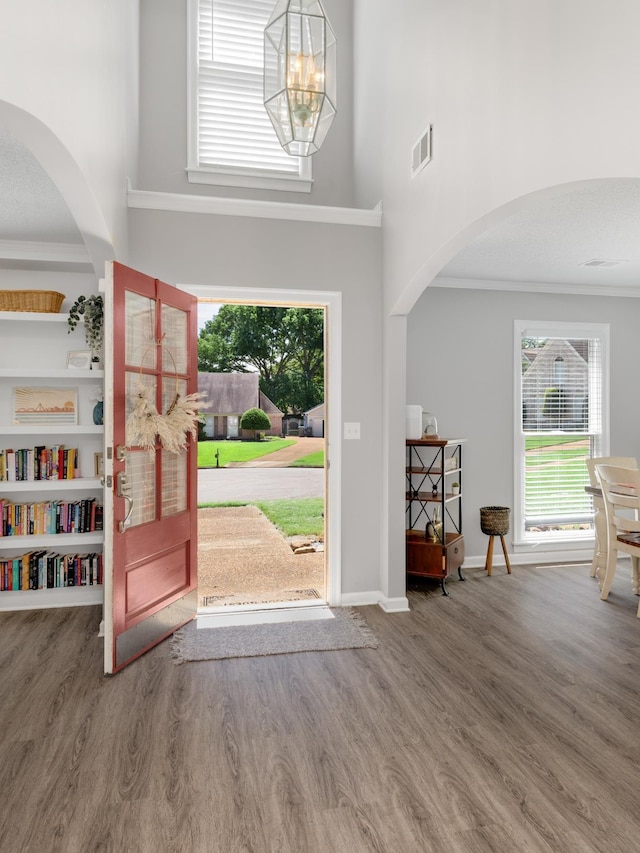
116;470;134;533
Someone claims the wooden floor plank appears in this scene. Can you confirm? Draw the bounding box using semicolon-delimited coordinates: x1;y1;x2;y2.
1;563;640;851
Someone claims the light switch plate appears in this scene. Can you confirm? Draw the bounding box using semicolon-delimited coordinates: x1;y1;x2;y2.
344;422;361;440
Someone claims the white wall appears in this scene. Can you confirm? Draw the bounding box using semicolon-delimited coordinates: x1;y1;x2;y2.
407;285;640;563
354;0;640;314
0;0;139;268
138;0;355;208
127;208;384;599
351;0;640;595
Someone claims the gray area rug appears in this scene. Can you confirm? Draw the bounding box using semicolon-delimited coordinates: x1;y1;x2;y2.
169;607;378;663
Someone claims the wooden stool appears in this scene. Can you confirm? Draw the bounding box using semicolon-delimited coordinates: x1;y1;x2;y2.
484;534;512;576
480;506;512;576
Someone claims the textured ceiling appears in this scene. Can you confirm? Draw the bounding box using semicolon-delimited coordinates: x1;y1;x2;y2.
436;179;640;292
0;130;82;244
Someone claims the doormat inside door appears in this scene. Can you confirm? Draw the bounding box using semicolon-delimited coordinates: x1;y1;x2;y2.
169;607;378;663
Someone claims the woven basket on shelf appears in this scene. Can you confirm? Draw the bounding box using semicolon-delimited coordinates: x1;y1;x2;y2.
0;290;65;313
480;506;511;536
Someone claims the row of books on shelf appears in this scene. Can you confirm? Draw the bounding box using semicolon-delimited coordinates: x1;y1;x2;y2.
0;498;103;537
0;445;79;481
0;551;103;591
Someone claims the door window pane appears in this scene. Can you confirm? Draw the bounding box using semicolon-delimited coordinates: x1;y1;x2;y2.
125;450;157;527
125;292;156;368
162;305;188;374
161;449;187;517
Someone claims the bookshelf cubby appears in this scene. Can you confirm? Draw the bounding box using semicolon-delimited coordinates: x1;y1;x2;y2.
0;309;104;610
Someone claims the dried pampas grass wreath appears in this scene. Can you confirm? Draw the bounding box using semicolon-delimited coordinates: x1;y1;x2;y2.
126;340;206;453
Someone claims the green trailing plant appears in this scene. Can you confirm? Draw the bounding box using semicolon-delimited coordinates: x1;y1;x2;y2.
68;294;104;358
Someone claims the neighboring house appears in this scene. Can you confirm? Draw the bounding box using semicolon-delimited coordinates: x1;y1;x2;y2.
303;402;325;437
522;340;589;430
197;372;283;438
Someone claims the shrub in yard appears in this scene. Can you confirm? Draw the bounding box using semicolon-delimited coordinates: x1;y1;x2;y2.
240;407;271;439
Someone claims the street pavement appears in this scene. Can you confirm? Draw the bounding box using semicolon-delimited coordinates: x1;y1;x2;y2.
197;467;324;502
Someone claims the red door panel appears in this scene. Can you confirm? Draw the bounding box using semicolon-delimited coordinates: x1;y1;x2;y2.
103;261;198;674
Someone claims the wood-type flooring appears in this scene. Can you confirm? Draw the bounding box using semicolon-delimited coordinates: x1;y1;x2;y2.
1;562;640;852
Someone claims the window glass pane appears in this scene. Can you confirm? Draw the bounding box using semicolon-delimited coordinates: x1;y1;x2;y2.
194;0;303;175
126;372;156;422
518;326;607;541
161;449;187;517
126;450;156;527
125;292;155;369
163;377;187;419
162;305;188;374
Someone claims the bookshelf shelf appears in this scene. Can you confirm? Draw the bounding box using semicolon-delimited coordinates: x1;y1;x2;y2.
0;306;104;607
0;425;103;435
0;532;104;550
0;311;68;323
0;368;104;379
0;478;102;492
0;586;102;611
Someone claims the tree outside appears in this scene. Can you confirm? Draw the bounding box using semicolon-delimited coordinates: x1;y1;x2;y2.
198;305;324;416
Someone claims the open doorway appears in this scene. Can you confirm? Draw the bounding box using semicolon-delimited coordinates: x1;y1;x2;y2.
189;291;337;613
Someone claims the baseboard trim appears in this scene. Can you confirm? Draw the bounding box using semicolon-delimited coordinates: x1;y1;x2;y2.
464;547;595;568
340;591;410;612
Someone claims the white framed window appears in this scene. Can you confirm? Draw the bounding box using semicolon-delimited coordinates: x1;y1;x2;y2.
514;320;610;545
187;0;312;192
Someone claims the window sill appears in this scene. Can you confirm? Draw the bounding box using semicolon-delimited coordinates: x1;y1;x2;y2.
187;167;312;194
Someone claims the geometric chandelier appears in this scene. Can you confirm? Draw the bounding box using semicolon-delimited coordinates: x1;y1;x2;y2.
263;0;337;157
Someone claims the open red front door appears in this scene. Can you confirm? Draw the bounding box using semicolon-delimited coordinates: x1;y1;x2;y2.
103;262;198;674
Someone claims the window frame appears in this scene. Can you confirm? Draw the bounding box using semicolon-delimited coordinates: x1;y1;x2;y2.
513;319;610;547
186;0;313;193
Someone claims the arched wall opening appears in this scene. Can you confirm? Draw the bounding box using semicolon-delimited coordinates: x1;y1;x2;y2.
0;100;115;277
396;176;640;594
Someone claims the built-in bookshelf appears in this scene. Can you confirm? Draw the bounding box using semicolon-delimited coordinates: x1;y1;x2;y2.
0;307;104;610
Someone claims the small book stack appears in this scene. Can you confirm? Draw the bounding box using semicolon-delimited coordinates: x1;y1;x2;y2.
0;551;103;591
0;445;79;481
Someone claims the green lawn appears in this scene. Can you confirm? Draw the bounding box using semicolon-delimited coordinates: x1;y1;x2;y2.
524;435;591;517
197;438;295;468
290;450;325;468
198;497;324;537
256;498;324;536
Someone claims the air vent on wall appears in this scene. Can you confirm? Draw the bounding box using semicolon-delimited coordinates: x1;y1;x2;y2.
411;125;432;178
579;258;629;268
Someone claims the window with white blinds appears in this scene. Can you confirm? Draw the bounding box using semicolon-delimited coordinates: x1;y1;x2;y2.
187;0;312;191
514;321;609;542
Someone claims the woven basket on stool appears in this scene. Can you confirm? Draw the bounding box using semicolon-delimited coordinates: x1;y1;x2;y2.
479;506;512;575
480;506;510;536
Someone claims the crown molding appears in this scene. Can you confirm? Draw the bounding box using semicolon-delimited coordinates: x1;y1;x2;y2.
0;239;90;264
433;275;640;299
126;180;382;228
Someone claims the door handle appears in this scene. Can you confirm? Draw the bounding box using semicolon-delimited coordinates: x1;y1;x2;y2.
116;470;134;533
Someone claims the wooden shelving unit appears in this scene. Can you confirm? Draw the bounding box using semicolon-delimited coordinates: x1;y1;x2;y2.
405;438;466;595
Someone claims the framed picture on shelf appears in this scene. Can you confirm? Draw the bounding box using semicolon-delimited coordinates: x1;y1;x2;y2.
12;386;78;426
94;452;104;477
67;350;92;370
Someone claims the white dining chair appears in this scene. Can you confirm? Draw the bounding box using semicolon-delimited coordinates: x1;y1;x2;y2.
595;463;640;616
585;456;637;586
